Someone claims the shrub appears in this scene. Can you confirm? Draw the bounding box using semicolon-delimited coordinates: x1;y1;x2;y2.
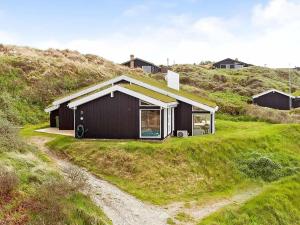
31;179;74;225
0;117;24;152
0;166;19;197
244;105;299;123
64;165;89;192
238;153;299;182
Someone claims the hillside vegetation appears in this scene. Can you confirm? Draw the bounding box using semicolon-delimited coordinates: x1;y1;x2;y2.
0;118;112;225
0;44;143;124
0;44;300;125
42;121;300;206
1;44;300;224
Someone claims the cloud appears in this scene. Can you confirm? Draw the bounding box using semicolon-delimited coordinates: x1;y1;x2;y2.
123;4;148;16
32;0;300;68
253;0;300;27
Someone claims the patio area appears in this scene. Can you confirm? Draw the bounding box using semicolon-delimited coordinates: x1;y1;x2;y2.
36;128;75;137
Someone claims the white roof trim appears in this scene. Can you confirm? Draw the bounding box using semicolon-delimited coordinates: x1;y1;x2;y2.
50;74;217;113
68;85;178;109
52;76;125;105
252;89;295;99
120;76;217;112
45;105;59;113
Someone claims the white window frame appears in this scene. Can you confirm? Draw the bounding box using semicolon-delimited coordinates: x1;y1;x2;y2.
139;109;161;139
172;108;175;132
164;109;168;138
167;108;172;135
192;106;205;111
139;99;156;107
192;112;212;136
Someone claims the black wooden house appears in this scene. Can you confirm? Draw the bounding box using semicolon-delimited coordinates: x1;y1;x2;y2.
45;74;218;139
213;58;252;69
122;55;161;73
252;89;297;110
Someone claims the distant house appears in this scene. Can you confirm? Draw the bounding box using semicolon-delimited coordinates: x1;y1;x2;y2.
122;55;161;73
213;58;252;69
252;89;297;110
293;97;300;108
295;67;300;71
45;73;218;139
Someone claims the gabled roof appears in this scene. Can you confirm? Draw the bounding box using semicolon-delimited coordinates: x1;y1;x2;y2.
68;84;178;109
120;84;176;103
47;74;218;112
45;105;59;113
213;58;252;66
252;89;295;99
121;57;159;68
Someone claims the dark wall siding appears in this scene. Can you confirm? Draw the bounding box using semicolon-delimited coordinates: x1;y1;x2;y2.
75;91;139;139
50;109;59;127
59;102;74;130
213;59;250;68
253;92;292;110
123;59;161;73
293;98;300;108
174;101;192;136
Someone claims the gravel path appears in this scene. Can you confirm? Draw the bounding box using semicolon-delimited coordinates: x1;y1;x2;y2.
167;188;261;224
29;136;261;225
29;137;170;225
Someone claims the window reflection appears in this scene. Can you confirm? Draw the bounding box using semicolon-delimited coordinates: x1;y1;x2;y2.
141;110;160;138
193;113;211;135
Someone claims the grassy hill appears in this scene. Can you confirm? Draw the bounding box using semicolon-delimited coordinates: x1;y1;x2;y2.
0;119;112;224
0;44;300;125
0;44;300;224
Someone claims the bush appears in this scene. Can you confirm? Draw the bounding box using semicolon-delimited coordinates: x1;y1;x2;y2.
30;173;91;225
238;153;299;182
0;166;19;197
244;105;298;124
0;117;24;152
64;165;89;192
31;179;75;225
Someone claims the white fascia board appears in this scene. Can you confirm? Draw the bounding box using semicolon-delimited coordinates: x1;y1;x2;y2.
121;76;217;112
52;76;126;105
68;85;177;109
52;74;216;112
45;105;59;113
252;89;295;99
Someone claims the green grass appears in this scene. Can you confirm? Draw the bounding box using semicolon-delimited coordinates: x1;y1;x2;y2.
198;175;300;225
0;148;112;225
121;83;177;103
41;120;300;205
293;90;300;96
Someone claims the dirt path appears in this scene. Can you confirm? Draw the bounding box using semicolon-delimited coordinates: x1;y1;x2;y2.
29;136;261;225
167;188;261;224
29;137;170;225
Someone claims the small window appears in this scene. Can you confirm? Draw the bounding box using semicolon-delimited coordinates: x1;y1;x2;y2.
193;113;211;135
220;64;226;69
192;106;204;111
140;100;155;106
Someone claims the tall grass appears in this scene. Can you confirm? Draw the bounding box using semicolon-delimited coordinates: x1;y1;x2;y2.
46;120;300;205
199;175;300;225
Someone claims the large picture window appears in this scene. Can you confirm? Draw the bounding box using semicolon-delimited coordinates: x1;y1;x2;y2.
193;113;211;135
140;110;161;138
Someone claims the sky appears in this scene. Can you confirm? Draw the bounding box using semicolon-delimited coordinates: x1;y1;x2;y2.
0;0;299;67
